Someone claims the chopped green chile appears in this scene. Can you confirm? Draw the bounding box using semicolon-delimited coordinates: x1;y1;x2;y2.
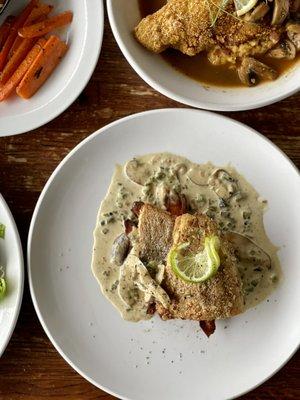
0;278;6;298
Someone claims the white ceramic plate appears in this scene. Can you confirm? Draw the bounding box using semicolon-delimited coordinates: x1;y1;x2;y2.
107;0;300;111
0;0;104;136
28;109;300;400
0;194;24;357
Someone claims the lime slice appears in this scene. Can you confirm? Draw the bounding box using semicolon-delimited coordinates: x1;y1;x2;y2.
234;0;258;16
168;236;221;284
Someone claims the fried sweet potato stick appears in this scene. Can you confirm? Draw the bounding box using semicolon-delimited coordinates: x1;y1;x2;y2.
16;35;68;99
9;3;53;58
0;37;46;101
0;0;38;71
0;16;15;51
18;10;73;39
1;38;36;84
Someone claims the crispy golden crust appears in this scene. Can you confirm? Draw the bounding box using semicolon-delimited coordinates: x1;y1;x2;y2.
134;0;281;62
157;213;244;320
137;205;244;321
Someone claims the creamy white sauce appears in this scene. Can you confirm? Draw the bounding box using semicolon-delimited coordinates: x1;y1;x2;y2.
92;153;281;321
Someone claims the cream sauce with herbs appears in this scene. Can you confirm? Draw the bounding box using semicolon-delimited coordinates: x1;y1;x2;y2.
92;153;281;321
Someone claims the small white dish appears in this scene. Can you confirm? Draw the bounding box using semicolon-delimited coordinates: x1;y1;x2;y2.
28;109;300;400
107;0;300;111
0;194;24;357
0;0;104;136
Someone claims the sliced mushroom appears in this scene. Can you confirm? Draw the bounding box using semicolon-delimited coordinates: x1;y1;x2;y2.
111;233;131;266
286;21;300;33
155;183;168;208
267;39;296;59
187;166;209;186
287;22;300;50
245;3;270;22
287;30;300;50
155;264;165;284
173;163;187;176
272;0;289;25
125;158;151;186
226;231;271;269
290;0;300;13
208;169;239;200
237;57;278;86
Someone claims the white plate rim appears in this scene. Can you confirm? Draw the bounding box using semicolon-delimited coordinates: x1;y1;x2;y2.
106;0;300;112
27;108;300;399
0;193;24;357
0;1;104;137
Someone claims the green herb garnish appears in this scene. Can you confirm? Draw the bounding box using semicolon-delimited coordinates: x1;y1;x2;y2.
0;277;6;299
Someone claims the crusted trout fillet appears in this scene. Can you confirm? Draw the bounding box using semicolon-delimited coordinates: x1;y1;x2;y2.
136;204;244;320
137;204;175;263
134;0;281;63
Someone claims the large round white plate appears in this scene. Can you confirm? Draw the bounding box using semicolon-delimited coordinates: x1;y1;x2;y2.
0;0;104;137
28;109;300;400
0;194;24;357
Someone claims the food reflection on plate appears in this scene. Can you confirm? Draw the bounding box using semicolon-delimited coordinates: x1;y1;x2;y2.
92;153;281;337
134;0;300;87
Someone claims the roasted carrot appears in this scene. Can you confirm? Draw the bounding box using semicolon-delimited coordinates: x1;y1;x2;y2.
0;0;38;71
25;3;54;24
0;16;15;51
18;10;73;39
9;3;53;58
16;35;68;99
1;38;36;84
0;37;45;101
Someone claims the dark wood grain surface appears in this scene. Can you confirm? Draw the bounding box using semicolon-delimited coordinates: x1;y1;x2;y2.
0;6;299;400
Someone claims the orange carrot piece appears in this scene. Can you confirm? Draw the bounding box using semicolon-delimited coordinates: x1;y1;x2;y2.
16;35;68;99
9;3;53;58
18;11;73;39
26;3;54;24
1;38;36;84
0;37;46;101
0;16;15;51
0;0;38;71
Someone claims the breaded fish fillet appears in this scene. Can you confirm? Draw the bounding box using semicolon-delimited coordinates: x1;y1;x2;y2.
138;204;175;263
136;204;244;321
134;0;281;63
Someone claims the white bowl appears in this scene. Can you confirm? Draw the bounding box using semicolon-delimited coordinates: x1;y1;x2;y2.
107;0;300;111
0;0;104;137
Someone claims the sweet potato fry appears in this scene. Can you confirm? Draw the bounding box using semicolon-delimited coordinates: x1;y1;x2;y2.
26;3;54;24
1;38;36;84
0;37;45;101
0;16;15;51
16;35;68;99
9;3;53;58
18;11;73;39
0;0;38;71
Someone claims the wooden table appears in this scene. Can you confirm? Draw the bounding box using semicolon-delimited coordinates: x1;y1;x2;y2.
0;8;299;400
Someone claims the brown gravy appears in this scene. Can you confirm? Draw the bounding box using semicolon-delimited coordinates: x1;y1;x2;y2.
138;0;300;87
